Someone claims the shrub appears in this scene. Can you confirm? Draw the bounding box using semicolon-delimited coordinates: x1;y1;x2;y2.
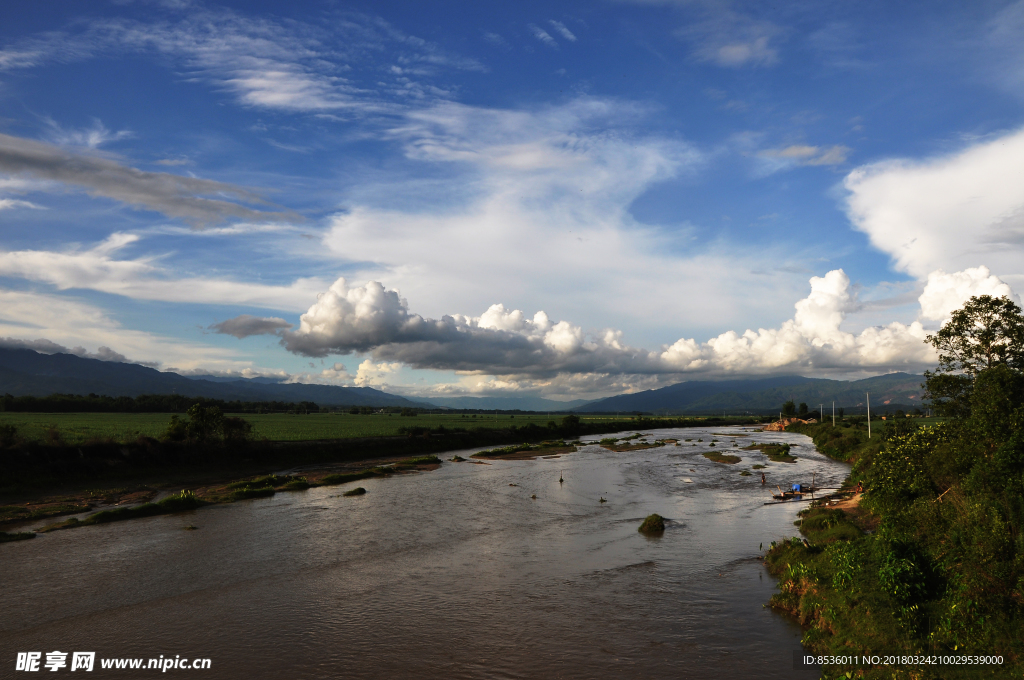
0;423;18;447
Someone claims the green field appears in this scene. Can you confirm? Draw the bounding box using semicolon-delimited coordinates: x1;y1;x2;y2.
0;412;668;444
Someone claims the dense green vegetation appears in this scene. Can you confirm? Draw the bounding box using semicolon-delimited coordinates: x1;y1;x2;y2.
766;296;1024;678
702;451;741;464
37;489;206;532
0;411;705;445
0;393;321;414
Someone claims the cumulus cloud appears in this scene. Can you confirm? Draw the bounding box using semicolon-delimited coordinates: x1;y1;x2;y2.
0;336;71;354
0;133;298;226
844;126;1024;282
917;266;1020;321
282;362;354;385
215;268;1006;383
0;336;136;362
354;360;402;387
323;97;821;342
209;314;293;338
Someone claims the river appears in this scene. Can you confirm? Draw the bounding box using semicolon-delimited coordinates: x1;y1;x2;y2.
2;426;841;678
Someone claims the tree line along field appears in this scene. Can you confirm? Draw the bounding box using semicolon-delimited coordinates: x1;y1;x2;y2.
0;411;683;444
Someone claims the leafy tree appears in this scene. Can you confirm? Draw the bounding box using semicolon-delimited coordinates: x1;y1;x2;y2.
924;295;1024;417
798;402;808;415
782;400;796;417
0;423;18;447
969;363;1024;441
164;415;188;441
185;404;224;442
221;416;252;442
561;414;580;433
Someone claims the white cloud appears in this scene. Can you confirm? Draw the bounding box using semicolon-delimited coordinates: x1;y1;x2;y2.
354;359;401;387
0;198;44;211
549;21;577;42
0;8;482;115
43;117;133;148
283;362;355;385
0;233;328;310
845;127;1024;282
917;266;1020;321
216;268;990;387
0;289;257;372
529;24;558;48
322;97;818;340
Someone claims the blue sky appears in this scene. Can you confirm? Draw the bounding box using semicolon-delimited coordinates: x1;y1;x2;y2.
1;0;1023;399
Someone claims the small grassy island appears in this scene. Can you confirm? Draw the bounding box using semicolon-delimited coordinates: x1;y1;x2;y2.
638;513;665;534
599;434;677;452
743;442;798;463
702;451;742;464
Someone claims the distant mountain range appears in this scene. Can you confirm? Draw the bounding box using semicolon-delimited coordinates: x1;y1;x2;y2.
0;349;424;407
0;347;926;414
416;396;592;411
574;373;926;414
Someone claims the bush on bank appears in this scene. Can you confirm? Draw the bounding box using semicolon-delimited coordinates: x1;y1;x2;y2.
768;402;1024;674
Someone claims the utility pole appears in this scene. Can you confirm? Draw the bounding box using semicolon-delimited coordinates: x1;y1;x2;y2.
832;401;835;427
867;392;871;439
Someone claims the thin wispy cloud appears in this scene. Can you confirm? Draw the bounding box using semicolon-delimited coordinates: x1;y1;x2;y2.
0;8;482;116
674;5;782;67
43;117;133;148
0;198;44;211
0;233;327;309
760;144;850;167
529;24;559;48
482;31;510;49
0;133;299;225
549;20;577;42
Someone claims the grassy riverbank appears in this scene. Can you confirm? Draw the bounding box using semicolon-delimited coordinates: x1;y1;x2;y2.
764;417;1024;678
0;411;658;445
33;458;442;534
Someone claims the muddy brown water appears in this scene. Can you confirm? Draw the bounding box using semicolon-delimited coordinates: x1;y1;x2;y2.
2;427;837;679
